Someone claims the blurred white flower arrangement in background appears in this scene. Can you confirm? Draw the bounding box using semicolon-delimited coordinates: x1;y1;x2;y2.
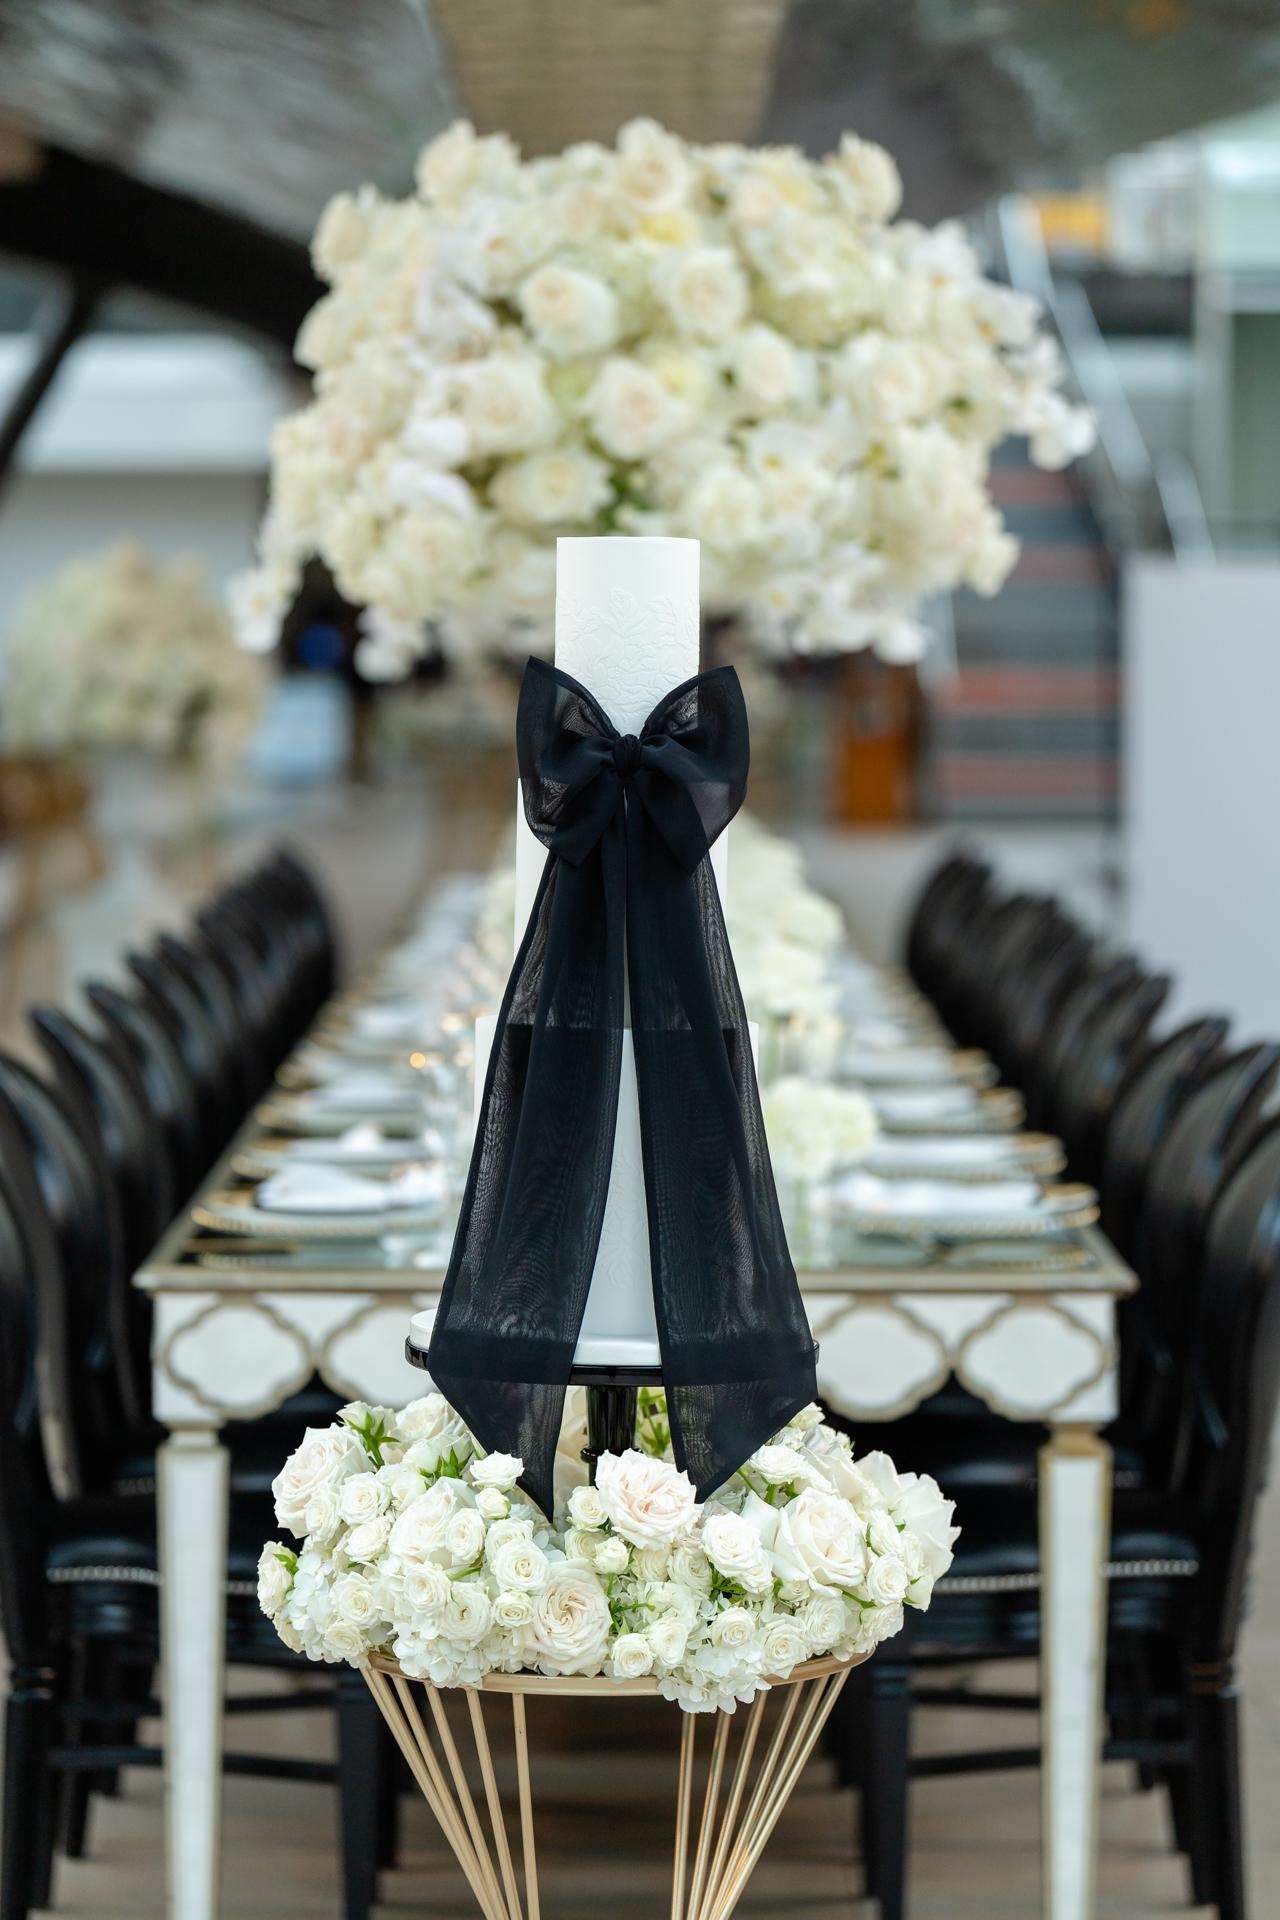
261;1390;957;1714
3;543;264;766
231;117;1094;679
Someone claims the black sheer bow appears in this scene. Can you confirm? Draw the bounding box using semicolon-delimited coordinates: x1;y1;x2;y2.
427;657;816;1516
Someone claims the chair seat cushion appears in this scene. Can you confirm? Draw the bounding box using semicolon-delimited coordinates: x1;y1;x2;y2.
46;1490;277;1585
940;1488;1198;1584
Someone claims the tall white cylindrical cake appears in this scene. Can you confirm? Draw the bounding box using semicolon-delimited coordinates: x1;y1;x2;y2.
480;536;727;1366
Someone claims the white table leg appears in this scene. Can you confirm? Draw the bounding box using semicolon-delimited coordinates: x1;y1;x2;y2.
158;1426;230;1920
1039;1425;1111;1920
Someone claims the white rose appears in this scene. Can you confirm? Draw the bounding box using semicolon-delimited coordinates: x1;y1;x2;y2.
802;1429;886;1509
585;358;687;460
388;1479;469;1563
476;1488;510;1522
491;1536;551;1594
380;1462;430;1513
701;1509;772;1594
338;1472;387;1526
345;1516;392;1564
866;1510;903;1560
563;1527;598;1565
830;134;902;221
567;1484;608;1531
471;1451;525;1491
416;121;519;208
332;1572;380;1628
710;1606;757;1650
682;463;763;551
648;1614;690;1668
594;1535;630;1575
652;245;747;343
493;1589;536;1630
729;325;807;412
322;1620;368;1665
669;1543;713;1593
518;263;620;360
797;1590;847;1654
771;1489;868;1592
397;1394;456;1441
303;1486;343;1544
837;334;940;426
403;1423;473;1477
889;1471;960;1580
530;1568;612;1675
611;1632;656;1679
613;117;694;215
750;1444;825;1489
490;447;613;526
761;1617;808;1676
457;355;558;456
864;1554;911;1606
632;1544;671;1581
257;1543;292;1616
311;188;375;276
272;1427;364;1537
484;1516;535;1564
402;1562;451;1614
444;1509;486;1568
446;1583;494;1646
595;1450;698;1548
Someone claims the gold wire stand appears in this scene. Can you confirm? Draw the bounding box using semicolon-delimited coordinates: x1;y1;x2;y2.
363;1650;866;1920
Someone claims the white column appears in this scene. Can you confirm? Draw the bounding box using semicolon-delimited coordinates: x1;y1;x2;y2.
158;1426;230;1920
1039;1425;1112;1920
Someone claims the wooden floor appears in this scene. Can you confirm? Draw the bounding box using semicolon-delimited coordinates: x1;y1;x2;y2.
20;1451;1279;1918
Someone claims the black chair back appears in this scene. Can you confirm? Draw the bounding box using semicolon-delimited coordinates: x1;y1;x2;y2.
127;949;240;1148
904;856;991;1013
1180;1113;1280;1660
155;931;260;1107
0;1063;116;1500
0;1173;56;1666
1129;1043;1280;1472
1039;967;1171;1181
1024;954;1140;1129
85;983;208;1199
1099;1016;1229;1261
996;920;1095;1092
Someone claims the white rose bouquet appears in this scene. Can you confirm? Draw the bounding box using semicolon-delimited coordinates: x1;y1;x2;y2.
3;543;264;766
762;1076;881;1183
232;117;1093;677
261;1390;957;1714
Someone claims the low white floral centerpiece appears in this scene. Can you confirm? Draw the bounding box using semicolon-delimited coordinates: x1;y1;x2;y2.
232;117;1092;676
260;1390;956;1714
2;543;264;767
762;1077;881;1187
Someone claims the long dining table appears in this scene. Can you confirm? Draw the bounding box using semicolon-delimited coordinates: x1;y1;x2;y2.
138;883;1135;1920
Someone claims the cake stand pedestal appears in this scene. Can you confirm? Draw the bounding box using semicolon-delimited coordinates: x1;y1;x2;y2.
362;1652;866;1920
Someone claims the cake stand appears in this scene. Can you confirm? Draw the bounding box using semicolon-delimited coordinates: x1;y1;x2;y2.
363;1649;866;1920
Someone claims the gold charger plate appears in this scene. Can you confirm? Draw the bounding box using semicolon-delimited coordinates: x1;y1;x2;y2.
861;1131;1066;1181
874;1086;1025;1134
193;1187;446;1240
255;1095;425;1138
837;1181;1098;1242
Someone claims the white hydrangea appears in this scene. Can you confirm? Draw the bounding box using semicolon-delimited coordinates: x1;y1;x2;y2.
239;118;1091;673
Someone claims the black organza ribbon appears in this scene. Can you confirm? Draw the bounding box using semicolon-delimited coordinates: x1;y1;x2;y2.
427;657;817;1517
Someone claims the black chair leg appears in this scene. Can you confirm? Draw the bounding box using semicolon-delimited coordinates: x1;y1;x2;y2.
864;1659;912;1920
376;1726;400;1872
58;1640;93;1860
1187;1660;1247;1920
3;1667;56;1920
336;1668;385;1920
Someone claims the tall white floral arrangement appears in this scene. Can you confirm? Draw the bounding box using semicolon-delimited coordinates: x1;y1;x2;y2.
3;543;264;766
232;119;1093;679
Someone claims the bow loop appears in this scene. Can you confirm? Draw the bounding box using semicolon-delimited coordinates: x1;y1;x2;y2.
517;659;749;877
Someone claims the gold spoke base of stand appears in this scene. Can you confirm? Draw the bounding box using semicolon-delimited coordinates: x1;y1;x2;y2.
363;1652;864;1920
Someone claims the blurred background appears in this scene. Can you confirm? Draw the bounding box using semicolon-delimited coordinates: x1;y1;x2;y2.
1;0;1278;1039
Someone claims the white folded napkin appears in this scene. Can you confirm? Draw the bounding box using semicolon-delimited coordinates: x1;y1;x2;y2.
863;1135;1021;1172
280;1125;422;1166
836;1171;1043;1219
844;1046;967;1085
872;1086;980;1122
255;1162;445;1216
304;1072;422;1113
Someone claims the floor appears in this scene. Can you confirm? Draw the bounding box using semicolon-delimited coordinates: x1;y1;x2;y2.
8;807;1279;1916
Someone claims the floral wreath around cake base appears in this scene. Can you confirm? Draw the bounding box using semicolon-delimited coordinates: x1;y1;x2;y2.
260;1388;958;1715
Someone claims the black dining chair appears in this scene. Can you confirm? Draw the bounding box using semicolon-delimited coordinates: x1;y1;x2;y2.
126;948;242;1150
1023;953;1147;1132
852;1107;1280;1920
154;930;262;1107
992;919;1096;1092
903;854;992;1019
0;1142;392;1920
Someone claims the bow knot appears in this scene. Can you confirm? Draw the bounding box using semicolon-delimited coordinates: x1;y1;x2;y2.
612;732;643;778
